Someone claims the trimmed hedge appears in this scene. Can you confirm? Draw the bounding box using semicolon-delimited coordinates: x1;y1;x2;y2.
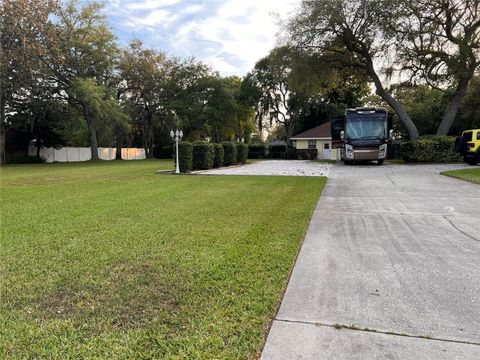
213;143;224;168
236;143;249;164
177;141;192;173
192;141;214;170
285;148;318;160
6;155;45;164
286;148;296;159
296;149;318;160
400;136;462;163
248;144;266;159
268;144;286;159
222;142;237;166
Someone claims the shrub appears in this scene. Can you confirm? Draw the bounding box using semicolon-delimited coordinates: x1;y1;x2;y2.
268;144;286;159
285;148;318;160
153;145;173;159
296;149;318;160
286;148;297;159
222;142;237;166
192;141;214;170
400;136;462;163
6;155;45;164
248;144;266;159
213;143;224;168
236;143;249;164
177;141;192;172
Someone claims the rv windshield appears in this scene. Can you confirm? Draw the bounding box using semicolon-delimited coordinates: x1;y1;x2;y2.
345;113;387;140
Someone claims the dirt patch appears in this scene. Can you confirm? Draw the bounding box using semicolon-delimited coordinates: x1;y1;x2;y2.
34;259;186;331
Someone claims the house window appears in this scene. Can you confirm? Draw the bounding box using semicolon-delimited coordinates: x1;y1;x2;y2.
308;140;316;149
324;143;330;149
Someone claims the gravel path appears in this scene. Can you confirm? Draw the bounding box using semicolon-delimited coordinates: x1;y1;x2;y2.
197;160;331;177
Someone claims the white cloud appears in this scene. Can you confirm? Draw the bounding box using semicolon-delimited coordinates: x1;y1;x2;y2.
106;0;301;75
170;0;300;75
125;0;182;11
128;9;176;27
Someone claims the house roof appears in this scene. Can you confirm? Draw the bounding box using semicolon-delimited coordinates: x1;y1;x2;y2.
291;122;331;139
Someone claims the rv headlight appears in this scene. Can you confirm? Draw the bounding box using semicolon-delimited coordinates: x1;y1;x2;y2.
345;144;354;159
379;144;387;159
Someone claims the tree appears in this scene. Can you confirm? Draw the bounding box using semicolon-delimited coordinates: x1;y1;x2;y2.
247;47;311;148
391;84;448;135
295;68;370;133
118;40;171;158
247;46;365;147
0;0;59;164
287;0;420;139
163;58;216;139
46;0;119;159
393;0;480;135
454;74;480;133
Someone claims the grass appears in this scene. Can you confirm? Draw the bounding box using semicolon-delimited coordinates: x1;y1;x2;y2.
385;159;406;164
441;167;480;184
0;159;326;359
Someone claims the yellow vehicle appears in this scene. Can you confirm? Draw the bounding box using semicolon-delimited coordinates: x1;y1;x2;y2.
455;129;480;165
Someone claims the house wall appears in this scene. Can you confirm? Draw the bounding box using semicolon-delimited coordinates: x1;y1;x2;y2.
294;139;337;160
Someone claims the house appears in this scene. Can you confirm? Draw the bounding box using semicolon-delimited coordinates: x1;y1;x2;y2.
291;122;337;160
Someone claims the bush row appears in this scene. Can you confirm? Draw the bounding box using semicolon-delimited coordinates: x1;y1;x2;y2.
286;148;318;160
248;144;285;159
249;144;319;160
400;136;462;163
175;141;249;172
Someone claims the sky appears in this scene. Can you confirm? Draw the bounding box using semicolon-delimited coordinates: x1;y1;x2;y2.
104;0;300;76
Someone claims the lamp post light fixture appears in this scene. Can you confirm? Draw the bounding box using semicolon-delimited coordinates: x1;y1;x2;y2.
170;129;183;174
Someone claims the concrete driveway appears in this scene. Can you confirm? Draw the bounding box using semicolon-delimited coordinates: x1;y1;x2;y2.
262;163;480;359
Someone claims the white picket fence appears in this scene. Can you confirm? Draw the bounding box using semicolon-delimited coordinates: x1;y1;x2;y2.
28;145;146;162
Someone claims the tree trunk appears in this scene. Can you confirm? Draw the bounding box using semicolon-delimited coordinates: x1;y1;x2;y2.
285;120;295;149
36;139;42;157
366;58;419;140
0;92;6;165
0;129;6;165
436;73;473;135
148;126;154;159
143;113;151;158
84;107;99;160
115;133;123;160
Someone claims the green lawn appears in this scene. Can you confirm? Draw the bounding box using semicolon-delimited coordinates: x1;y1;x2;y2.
0;160;326;359
441;167;480;184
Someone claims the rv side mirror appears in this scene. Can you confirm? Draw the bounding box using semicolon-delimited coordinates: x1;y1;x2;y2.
340;131;345;140
389;129;393;138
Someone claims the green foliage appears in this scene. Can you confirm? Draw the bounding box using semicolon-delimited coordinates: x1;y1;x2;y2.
177;141;192;172
213;143;224;168
268;144;286;159
222;142;237;166
391;84;447;135
286;148;297;159
400;136;462;163
192;141;214;170
153;145;173;159
286;149;318;160
454;75;480;134
235;143;249;164
248;144;267;159
6;155;45;164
